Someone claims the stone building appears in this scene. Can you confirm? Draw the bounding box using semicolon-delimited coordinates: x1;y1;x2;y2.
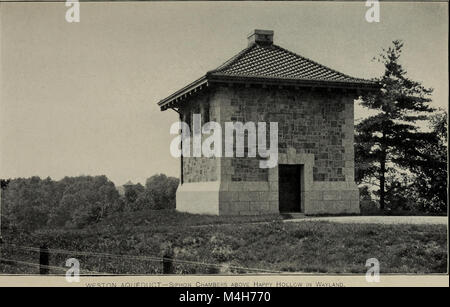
157;30;376;216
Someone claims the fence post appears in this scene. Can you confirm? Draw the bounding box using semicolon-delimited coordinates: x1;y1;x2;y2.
40;244;49;275
0;236;3;262
162;253;174;274
161;242;174;274
0;186;3;258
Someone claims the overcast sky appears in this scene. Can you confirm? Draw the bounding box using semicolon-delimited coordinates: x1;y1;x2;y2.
1;1;448;185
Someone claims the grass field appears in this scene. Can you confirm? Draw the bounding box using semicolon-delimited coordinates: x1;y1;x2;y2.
0;209;447;274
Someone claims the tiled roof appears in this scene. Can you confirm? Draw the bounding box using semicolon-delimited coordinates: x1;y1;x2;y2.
158;38;376;110
208;43;372;84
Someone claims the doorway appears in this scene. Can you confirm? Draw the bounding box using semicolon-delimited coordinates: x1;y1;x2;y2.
278;164;302;212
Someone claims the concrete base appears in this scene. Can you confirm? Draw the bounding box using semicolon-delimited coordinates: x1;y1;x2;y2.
175;180;360;216
303;182;360;215
176;182;221;215
176;181;278;216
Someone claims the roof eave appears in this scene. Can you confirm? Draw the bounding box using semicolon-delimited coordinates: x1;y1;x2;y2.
158;73;379;111
208;73;379;90
157;75;209;111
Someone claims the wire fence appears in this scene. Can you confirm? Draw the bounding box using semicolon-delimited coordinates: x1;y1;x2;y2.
0;242;283;275
0;257;104;275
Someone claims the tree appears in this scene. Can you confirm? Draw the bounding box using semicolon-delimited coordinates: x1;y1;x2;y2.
408;110;448;214
124;183;145;205
145;174;179;209
133;190;155;211
42;175;120;228
2;177;52;231
383;174;415;213
356;40;435;210
0;179;10;189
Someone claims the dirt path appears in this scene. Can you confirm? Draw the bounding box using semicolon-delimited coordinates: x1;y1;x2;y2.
284;216;447;225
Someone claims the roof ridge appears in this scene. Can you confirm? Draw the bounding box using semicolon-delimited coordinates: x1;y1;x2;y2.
208;44;257;74
271;44;367;82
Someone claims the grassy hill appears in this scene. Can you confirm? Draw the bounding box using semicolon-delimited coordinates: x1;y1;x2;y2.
0;209;447;274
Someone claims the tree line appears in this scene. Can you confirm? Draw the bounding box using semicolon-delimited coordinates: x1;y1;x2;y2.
0;174;179;232
356;40;447;215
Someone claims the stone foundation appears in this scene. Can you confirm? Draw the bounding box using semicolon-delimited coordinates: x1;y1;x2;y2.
176;180;359;216
176;161;360;216
176;182;221;215
303;183;360;215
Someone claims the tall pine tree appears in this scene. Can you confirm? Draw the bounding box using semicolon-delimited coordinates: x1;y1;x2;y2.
355;40;434;211
409;110;447;214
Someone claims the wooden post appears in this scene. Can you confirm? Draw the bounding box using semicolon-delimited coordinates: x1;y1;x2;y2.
0;187;2;245
39;244;50;275
0;187;2;260
0;179;10;258
0;179;9;247
162;254;174;274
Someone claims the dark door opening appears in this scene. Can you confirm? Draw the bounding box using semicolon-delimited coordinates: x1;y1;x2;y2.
279;164;302;212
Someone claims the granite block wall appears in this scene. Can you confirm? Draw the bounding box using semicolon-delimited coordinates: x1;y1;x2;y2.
214;85;355;184
175;84;360;215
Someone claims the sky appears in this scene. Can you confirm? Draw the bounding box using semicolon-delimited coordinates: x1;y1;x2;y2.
0;1;448;186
